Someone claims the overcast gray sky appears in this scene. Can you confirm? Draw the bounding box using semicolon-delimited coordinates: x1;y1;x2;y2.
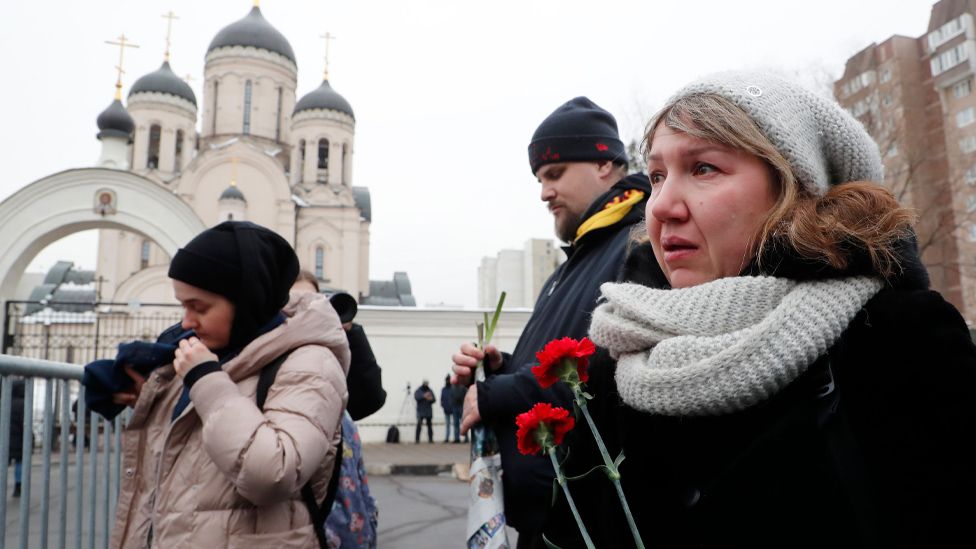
0;0;936;306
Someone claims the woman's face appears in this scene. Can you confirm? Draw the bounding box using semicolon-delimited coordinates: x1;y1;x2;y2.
646;125;777;288
172;280;235;350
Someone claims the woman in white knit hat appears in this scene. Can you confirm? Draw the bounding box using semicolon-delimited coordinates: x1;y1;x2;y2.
543;72;976;548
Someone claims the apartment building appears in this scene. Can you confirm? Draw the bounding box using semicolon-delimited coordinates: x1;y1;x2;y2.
835;0;976;321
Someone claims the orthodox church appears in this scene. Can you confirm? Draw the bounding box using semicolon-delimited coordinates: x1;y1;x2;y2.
89;4;413;306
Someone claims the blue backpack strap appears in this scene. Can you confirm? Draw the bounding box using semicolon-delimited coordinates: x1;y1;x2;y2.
256;350;342;549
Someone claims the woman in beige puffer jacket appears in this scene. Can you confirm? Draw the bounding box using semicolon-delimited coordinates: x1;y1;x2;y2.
109;221;349;549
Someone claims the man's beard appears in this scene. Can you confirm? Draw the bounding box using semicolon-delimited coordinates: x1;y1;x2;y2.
554;210;582;243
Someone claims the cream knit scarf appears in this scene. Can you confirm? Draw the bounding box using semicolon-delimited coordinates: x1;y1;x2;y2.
589;276;882;416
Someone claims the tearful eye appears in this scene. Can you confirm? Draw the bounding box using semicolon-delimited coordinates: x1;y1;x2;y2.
694;163;717;176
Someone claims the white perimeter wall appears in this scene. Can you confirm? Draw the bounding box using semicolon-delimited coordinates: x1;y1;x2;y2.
354;305;532;442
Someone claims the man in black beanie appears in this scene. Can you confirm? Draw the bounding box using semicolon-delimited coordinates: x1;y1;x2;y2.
168;220;299;351
452;97;656;547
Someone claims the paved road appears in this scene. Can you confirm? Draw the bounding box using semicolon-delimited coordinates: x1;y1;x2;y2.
5;461;518;548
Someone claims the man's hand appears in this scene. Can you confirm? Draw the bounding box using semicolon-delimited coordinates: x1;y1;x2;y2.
111;366;147;408
452;343;503;385
173;336;218;378
460;384;481;434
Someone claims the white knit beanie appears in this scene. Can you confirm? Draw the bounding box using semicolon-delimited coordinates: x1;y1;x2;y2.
666;71;884;197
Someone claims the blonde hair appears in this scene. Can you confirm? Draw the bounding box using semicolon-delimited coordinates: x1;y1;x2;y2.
643;94;915;279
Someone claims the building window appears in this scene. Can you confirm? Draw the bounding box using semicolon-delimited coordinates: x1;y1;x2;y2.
961;136;976;154
174;129;184;171
275;86;283;142
298;139;306;179
342;143;349;185
880;68;892;83
212;80;219;134
958;107;976;128
966;165;976;185
317;139;330;182
840;71;876;98
318;139;330;169
147;124;161;169
931;43;970;76
315;247;324;280
140;240;151;269
956;79;973;98
243;80;252;134
928;16;966;52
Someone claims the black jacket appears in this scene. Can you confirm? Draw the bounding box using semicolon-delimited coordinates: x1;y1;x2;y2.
414;385;435;419
476;173;653;533
545;242;976;548
345;323;386;421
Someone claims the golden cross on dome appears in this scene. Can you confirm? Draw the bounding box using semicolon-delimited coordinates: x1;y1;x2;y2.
162;11;179;62
253;0;260;7
182;73;194;84
320;32;335;80
105;34;140;100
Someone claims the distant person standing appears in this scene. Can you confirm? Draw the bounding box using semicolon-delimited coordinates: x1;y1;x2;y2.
6;378;25;498
440;375;460;443
414;380;435;443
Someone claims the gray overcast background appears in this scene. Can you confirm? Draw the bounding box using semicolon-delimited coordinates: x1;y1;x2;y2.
0;0;934;306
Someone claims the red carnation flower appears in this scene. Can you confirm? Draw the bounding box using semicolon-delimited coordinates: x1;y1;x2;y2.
515;402;575;455
532;337;596;388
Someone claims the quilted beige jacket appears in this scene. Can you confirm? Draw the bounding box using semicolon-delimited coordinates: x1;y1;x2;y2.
109;292;350;549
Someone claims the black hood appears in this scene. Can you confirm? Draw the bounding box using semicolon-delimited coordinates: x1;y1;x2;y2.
741;231;930;291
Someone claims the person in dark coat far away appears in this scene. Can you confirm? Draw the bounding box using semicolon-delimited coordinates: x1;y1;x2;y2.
452;96;652;547
414;380;435;443
543;71;976;548
440;375;459;443
6;378;25;497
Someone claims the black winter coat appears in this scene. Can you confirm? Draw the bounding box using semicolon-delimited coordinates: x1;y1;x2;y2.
414;385;435;419
345;323;386;421
6;378;26;461
544;243;976;548
476;174;653;534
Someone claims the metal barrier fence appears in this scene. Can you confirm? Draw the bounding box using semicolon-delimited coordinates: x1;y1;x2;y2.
3;301;183;365
0;355;123;549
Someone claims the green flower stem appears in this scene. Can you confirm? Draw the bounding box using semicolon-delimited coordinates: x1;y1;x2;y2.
548;447;596;549
576;394;645;549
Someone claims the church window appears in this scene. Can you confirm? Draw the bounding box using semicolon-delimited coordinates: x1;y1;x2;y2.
243;80;253;134
298;140;306;180
315;247;325;280
342;143;349;185
147;124;161;169
140;240;151;269
275;86;283;142
174;129;184;171
318;139;330;170
212;80;219;134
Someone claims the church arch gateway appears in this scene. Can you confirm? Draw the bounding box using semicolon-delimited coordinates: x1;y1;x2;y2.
0;168;206;304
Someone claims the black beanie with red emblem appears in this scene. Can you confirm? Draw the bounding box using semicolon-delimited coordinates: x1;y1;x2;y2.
528;96;627;175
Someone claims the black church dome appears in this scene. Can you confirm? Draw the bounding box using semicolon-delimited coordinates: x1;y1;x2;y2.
294;80;355;119
207;6;296;63
96;99;135;139
129;61;197;106
219;184;246;202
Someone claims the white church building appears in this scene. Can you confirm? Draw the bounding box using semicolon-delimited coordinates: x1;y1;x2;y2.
92;4;391;306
